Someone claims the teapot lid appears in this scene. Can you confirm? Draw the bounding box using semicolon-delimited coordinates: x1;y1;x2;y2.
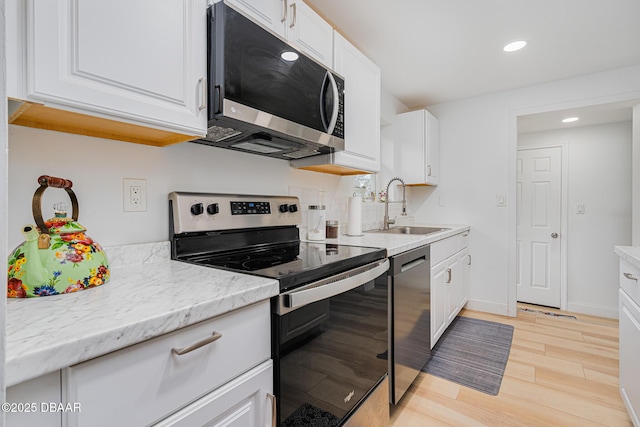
43;202;86;235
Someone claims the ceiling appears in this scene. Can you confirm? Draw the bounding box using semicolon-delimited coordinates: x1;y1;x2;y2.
306;0;640;109
517;100;636;134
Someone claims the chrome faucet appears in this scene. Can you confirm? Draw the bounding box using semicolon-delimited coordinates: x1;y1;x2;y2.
383;177;407;230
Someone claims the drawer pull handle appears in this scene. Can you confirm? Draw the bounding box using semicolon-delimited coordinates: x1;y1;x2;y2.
267;393;277;427
624;272;638;281
171;332;222;356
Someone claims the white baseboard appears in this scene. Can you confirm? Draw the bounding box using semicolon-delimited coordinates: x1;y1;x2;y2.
567;301;619;319
465;299;510;317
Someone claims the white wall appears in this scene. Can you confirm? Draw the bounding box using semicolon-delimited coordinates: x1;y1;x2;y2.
411;64;640;316
7;126;349;250
519;122;632;317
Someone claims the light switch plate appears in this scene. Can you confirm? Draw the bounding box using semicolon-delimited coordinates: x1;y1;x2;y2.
577;203;585;214
123;178;147;212
496;194;507;207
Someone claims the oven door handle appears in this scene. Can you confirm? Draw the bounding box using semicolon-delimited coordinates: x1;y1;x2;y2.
278;259;389;314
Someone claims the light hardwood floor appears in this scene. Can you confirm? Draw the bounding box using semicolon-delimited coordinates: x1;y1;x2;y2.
390;304;633;426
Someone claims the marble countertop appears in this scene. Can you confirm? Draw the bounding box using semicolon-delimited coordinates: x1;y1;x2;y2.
615;246;640;270
326;224;471;256
5;242;279;387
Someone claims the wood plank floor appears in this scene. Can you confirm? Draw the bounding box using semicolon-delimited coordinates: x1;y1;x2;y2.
390;304;633;426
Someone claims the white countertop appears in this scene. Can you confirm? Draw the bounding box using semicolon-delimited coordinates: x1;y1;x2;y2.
325;224;470;256
5;242;279;387
6;225;469;388
615;246;640;270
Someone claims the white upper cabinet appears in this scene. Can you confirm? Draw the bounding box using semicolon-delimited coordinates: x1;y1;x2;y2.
14;0;207;140
283;1;333;68
227;0;333;68
395;109;439;186
331;31;381;174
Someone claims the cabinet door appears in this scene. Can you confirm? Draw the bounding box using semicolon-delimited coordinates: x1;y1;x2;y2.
395;109;439;186
431;261;447;347
286;1;333;68
155;360;273;427
332;31;381;173
445;256;460;324
26;0;207;136
619;290;640;427
459;248;470;308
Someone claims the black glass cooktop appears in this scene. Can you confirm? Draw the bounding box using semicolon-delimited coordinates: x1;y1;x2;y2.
185;241;386;292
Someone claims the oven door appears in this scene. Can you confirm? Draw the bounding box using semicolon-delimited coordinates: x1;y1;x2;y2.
272;259;389;426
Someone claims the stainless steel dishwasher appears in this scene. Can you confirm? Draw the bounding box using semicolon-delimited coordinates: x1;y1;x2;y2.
389;244;431;404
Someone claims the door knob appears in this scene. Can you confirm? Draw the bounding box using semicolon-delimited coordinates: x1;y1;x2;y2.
551;232;558;238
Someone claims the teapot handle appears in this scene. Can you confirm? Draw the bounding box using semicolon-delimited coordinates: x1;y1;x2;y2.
32;175;79;235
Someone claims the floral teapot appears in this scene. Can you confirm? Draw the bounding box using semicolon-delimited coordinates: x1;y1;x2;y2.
7;175;110;298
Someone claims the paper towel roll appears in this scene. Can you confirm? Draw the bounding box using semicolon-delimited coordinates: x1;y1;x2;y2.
347;196;363;236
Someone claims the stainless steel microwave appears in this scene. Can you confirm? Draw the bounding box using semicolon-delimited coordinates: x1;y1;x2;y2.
192;1;345;160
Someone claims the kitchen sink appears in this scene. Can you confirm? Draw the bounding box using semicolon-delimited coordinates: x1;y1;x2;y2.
374;226;451;235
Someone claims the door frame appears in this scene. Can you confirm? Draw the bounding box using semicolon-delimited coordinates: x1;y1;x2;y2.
508;91;640;317
516;141;569;310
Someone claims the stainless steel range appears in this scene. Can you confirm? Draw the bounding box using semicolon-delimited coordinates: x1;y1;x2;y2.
169;192;390;427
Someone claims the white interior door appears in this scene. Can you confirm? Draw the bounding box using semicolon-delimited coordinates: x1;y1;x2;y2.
516;146;562;307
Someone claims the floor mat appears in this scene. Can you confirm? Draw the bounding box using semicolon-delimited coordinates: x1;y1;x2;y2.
422;316;514;395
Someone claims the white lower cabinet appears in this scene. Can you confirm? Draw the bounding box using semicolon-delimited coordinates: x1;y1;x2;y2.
431;231;470;347
431;259;447;344
154;360;273;427
4;301;272;427
64;301;271;427
619;257;640;427
5;371;62;427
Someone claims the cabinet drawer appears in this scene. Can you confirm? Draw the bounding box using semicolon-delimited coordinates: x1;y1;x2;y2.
64;301;270;427
155;360;273;427
432;234;463;266
460;230;469;249
620;259;640;307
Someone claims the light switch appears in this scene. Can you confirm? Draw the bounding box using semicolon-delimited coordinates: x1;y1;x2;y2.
496;194;507;207
577;203;585;214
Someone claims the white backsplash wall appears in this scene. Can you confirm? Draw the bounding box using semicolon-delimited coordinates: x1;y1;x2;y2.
7;125;354;249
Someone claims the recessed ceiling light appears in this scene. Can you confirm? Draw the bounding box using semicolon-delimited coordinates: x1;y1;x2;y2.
281;51;299;61
503;41;527;52
562;117;580;123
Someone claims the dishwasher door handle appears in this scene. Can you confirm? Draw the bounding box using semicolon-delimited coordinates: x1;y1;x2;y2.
401;256;426;273
277;259;389;315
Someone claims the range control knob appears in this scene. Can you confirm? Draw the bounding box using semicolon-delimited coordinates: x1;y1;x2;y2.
279;204;289;213
288;204;298;213
207;203;219;215
190;203;204;216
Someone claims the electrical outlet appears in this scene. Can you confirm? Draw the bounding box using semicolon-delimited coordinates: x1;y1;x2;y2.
123;179;147;212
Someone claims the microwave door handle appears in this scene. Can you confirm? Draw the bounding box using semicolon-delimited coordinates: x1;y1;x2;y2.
325;72;339;134
319;72;330;132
